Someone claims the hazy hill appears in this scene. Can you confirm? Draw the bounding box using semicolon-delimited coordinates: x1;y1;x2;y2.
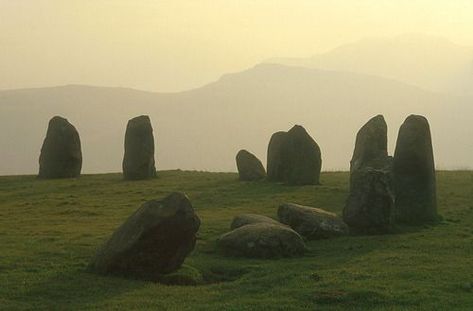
270;34;473;96
0;63;472;175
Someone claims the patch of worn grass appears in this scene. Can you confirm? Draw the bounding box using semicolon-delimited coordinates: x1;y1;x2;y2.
0;170;472;310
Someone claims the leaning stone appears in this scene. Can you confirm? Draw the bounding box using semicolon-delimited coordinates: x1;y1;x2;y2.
88;192;200;281
122;115;156;180
230;214;280;230
393;115;438;223
38;116;82;179
217;223;305;258
343;167;395;233
278;203;348;239
236;150;266;181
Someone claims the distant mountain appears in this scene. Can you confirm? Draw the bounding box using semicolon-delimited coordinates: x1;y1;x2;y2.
1;64;472;175
270;34;473;96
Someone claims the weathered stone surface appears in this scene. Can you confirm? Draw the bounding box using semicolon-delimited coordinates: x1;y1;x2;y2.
344;115;395;233
217;223;305;258
230;214;280;230
350;115;389;173
393;115;438;223
267;125;322;185
278;203;348;239
122;115;156;180
38;116;82;179
88;192;200;281
267;131;288;181
343;167;395;233
236;150;266;181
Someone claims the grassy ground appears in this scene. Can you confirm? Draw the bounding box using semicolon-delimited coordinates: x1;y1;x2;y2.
0;170;472;310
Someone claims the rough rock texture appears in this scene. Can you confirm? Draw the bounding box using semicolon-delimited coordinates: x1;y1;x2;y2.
393;115;438;223
267;131;288;181
350;115;389;173
343;168;395;233
122;115;156;180
88;192;200;281
38;116;82;179
236;150;266;181
217;223;305;258
267;125;322;185
230;214;280;230
278;203;348;239
343;115;395;232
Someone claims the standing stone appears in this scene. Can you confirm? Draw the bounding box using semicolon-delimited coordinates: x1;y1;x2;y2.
343;115;395;232
122;115;156;180
267;125;322;185
267;131;288;181
393;115;437;223
88;192;200;281
236;150;266;181
38;116;82;179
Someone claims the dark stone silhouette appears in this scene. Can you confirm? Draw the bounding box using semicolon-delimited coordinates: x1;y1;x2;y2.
278;203;348;239
236;150;266;181
350;115;389;173
230;214;280;230
38;116;82;179
266;131;288;181
343;168;395;233
88;192;200;281
267;125;322;185
393;115;438;223
343;115;395;232
122;115;156;180
217;223;305;258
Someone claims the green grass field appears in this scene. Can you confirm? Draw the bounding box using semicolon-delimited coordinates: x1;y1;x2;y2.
0;170;472;310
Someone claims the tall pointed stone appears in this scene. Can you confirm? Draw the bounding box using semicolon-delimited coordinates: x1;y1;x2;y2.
343;115;395;233
38;116;82;179
122;115;156;180
393;115;437;223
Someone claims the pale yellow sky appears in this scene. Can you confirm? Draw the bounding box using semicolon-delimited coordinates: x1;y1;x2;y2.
1;0;473;92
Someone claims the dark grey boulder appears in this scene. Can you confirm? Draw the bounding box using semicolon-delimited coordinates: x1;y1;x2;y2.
267;131;288;181
122;115;156;180
343;167;395;233
236;150;266;181
38;116;82;179
88;192;200;281
217;223;305;258
393;115;438;223
343;115;395;233
278;203;348;239
267;125;322;185
230;214;280;230
350;115;389;173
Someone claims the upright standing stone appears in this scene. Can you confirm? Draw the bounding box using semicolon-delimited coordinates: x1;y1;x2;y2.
393;115;437;223
267;131;288;181
343;115;395;233
267;125;322;185
236;149;266;181
38;116;82;179
123;115;156;180
282;125;322;185
88;192;200;281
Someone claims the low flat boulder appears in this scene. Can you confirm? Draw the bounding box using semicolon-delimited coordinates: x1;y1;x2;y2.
217;223;305;258
88;192;200;281
343;167;395;233
230;214;280;230
236;150;266;181
278;203;348;239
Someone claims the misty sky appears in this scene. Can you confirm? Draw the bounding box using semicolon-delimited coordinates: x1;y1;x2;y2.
1;0;473;92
